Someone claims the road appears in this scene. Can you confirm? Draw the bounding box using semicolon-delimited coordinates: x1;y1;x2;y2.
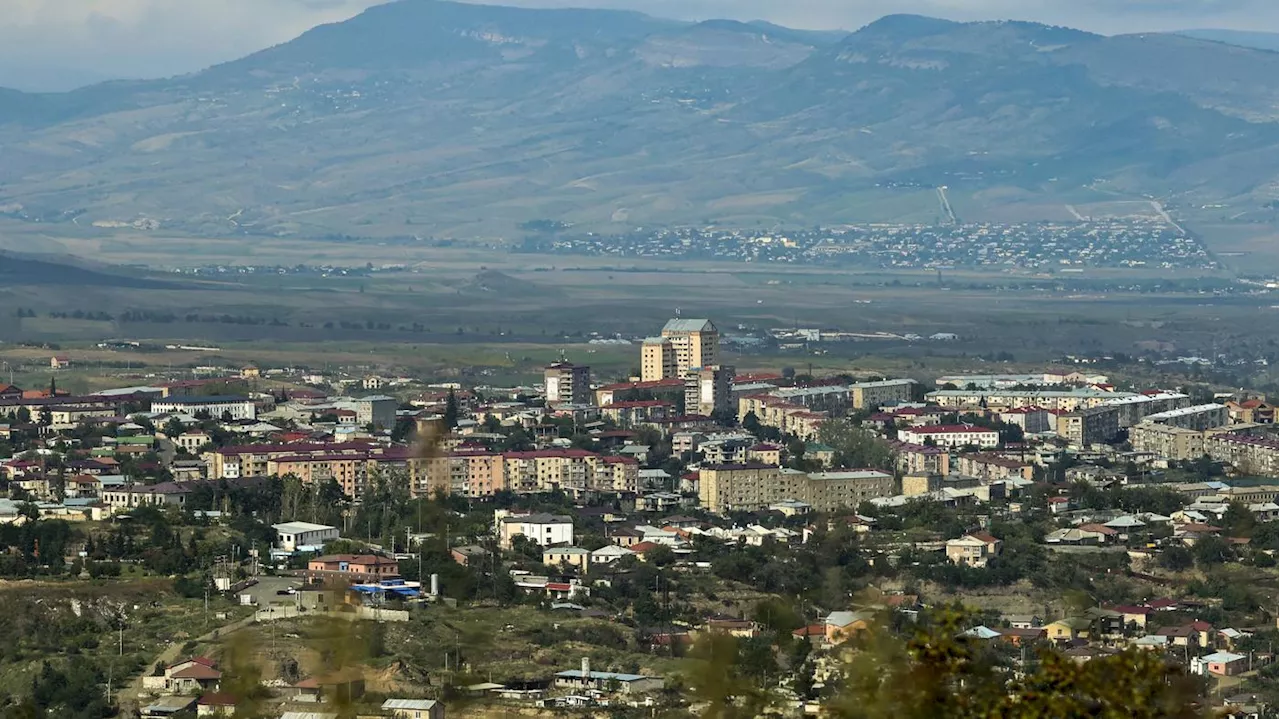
117;613;258;713
936;186;957;225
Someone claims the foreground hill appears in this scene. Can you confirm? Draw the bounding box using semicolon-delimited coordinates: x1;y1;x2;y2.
0;1;1274;239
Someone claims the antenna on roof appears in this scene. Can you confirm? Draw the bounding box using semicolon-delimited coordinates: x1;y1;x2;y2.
674;308;681;317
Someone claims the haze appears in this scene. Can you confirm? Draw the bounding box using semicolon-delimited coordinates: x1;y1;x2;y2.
0;0;1276;90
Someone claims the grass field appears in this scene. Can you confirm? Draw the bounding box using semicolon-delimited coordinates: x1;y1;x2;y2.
1;224;1273;393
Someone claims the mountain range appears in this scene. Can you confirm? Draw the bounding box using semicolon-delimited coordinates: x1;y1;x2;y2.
0;0;1275;240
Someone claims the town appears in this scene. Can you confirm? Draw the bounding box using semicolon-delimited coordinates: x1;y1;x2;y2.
519;220;1218;270
0;316;1275;718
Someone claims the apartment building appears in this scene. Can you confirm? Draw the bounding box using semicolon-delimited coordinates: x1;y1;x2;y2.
926;388;1132;412
956;453;1034;481
1103;392;1192;428
204;441;384;480
684;365;735;417
599;400;672;427
410;450;506;498
1144;404;1230;431
640;338;677;382
698;463;894;514
889;442;951;476
593;378;684;407
992;406;1054;434
850;379;916;411
544;362;591;406
898;424;1000;449
1129;423;1205;461
1056;406;1120;447
1203;432;1279;476
267;448;410;499
804;470;896;512
771;385;852;414
661;318;719;374
151;395;256;421
504;449;596;495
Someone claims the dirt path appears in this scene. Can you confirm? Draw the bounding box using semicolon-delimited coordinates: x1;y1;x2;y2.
117;614;258;711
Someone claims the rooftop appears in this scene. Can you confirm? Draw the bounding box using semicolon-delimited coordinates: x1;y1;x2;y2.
1145;403;1227;420
662;318;715;333
154;395;251;404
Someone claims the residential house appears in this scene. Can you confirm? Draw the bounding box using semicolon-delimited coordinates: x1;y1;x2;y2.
543;547;590;572
823;610;875;644
1000;627;1047;646
196;693;237;717
450;545;490;567
591;545;636;565
142;697;197;718
1045;617;1092;643
945;532;1002;568
381;698;445;719
1110;605;1153;633
163;657;222;694
1193;652;1248;677
1156;621;1215;650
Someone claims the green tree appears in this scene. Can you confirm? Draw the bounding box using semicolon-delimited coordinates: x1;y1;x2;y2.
823;611;1202;719
444;390;459;429
817;421;895;471
646;544;676;567
1158;545;1194;572
1191;535;1231;567
162;417;186;439
1220;501;1255;537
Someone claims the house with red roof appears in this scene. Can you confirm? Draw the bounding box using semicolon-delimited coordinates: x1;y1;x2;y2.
946;532;1002;568
163;657;222;694
196;693;237;717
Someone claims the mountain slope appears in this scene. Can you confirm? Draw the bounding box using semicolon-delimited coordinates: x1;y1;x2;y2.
0;2;1273;240
1174;29;1279;52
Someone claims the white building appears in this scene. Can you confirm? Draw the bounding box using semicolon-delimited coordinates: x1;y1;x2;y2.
899;424;1000;449
151;396;256;421
273;521;340;553
497;511;574;549
381;699;444;719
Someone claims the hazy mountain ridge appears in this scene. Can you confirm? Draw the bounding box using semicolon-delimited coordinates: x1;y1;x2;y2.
0;1;1274;240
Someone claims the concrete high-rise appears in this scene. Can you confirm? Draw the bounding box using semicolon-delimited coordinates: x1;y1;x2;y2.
684;364;734;418
640;338;676;382
661;318;719;373
544;362;591;406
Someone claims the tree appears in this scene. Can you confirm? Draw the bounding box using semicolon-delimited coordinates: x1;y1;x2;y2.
646;544;676;567
162;417;186;439
1158;545;1194;572
742;411;762;436
1191;536;1231;567
1220;501;1255;537
444;390;459;429
817;421;895;471
822;611;1202;719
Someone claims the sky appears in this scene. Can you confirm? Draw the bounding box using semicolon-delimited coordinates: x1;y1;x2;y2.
0;0;1275;91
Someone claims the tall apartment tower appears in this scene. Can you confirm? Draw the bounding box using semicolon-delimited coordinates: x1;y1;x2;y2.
544;362;591;405
640;337;677;382
663;318;719;371
685;364;735;418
